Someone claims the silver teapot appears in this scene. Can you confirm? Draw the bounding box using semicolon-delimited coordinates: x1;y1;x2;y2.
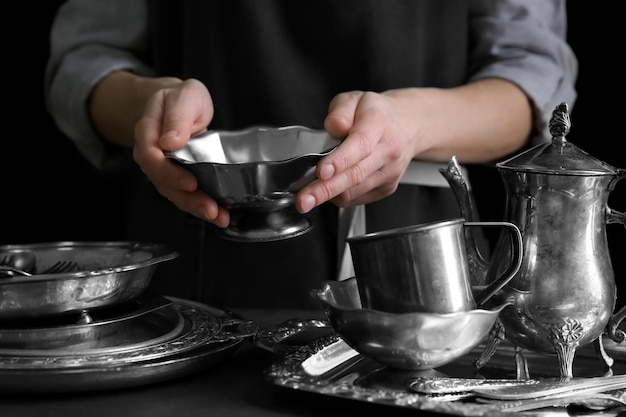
442;103;626;378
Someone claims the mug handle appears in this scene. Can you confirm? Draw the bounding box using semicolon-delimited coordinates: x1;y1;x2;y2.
465;221;523;307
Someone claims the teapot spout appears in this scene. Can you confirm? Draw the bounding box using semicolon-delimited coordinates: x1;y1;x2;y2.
439;157;481;222
439;156;489;285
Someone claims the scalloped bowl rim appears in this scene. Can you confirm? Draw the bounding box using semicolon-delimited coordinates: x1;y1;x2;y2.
0;241;178;283
314;277;510;318
165;125;342;166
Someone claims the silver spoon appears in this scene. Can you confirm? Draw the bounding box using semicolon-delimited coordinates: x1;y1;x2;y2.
483;389;626;413
570;391;626;411
0;251;36;277
0;265;33;276
0;251;36;276
0;260;78;277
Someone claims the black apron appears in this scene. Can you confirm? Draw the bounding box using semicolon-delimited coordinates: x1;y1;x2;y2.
125;0;470;309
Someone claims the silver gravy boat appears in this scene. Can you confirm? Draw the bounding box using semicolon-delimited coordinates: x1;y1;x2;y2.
441;102;626;378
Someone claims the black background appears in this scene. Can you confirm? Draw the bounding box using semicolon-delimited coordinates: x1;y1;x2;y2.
3;3;625;307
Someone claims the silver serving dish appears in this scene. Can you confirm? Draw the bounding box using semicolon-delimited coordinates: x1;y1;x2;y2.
166;125;341;242
0;241;178;320
313;277;509;370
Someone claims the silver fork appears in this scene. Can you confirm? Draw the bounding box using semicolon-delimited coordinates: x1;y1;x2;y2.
42;260;79;274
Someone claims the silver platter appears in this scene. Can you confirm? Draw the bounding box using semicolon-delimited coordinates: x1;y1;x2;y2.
0;294;179;354
0;297;257;393
264;328;626;416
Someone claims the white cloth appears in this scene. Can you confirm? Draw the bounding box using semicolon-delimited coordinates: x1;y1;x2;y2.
336;160;469;281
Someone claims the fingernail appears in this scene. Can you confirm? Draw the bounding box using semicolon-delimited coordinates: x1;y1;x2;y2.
320;163;335;180
300;194;316;213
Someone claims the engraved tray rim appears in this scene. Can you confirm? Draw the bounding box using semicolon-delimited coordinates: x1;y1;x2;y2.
0;297;257;393
264;331;626;417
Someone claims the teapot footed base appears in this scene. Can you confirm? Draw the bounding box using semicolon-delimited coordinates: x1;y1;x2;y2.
474;327;615;379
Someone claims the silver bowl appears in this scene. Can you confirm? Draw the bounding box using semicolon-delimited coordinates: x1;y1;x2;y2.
0;241;178;320
312;277;509;371
166;126;341;242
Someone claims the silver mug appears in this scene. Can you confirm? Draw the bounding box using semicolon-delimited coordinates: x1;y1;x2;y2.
347;218;523;314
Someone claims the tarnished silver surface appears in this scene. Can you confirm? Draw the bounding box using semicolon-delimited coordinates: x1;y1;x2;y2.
0;297;256;369
0;259;79;277
482;390;626;413
0;241;178;319
0;297;257;393
472;374;626;400
408;377;541;395
441;103;626;378
346;218;522;314
254;317;334;354
264;321;626;416
166;126;341;242
312;277;510;371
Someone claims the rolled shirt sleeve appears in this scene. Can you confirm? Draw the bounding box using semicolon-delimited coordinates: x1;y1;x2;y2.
45;0;152;170
45;0;578;170
468;0;578;144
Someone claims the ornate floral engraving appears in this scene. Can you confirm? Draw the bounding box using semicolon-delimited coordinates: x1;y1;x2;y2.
0;300;255;369
548;318;584;378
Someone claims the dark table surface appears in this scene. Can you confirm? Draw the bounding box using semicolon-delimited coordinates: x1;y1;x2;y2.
0;308;435;417
1;307;624;417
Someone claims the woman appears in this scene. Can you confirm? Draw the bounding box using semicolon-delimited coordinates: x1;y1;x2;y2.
45;0;577;309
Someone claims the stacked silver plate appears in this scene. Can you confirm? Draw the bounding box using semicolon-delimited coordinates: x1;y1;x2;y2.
0;241;257;393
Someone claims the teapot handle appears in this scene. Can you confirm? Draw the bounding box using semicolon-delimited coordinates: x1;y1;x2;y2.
466;221;523;307
606;168;626;231
607;308;626;343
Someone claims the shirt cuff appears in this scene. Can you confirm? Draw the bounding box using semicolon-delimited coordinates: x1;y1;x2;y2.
47;44;154;171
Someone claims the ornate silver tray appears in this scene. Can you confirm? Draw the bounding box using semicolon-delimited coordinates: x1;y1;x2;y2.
264;328;626;416
0;297;257;393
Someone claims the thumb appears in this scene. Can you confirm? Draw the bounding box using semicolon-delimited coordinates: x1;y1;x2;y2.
324;91;363;138
159;78;214;150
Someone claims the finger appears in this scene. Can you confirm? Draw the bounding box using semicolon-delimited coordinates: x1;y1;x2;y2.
295;148;385;213
158;79;214;151
319;91;363;181
324;91;363;137
134;79;213;192
308;104;388;202
133;115;198;192
156;184;231;228
330;170;399;207
320;92;389;182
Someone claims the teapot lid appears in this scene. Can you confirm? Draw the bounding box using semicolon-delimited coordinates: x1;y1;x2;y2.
497;102;617;176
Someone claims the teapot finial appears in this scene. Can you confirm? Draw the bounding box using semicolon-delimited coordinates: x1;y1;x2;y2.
548;102;571;145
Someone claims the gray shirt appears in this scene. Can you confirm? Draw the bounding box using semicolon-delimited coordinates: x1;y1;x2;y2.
43;0;579;307
46;0;577;171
